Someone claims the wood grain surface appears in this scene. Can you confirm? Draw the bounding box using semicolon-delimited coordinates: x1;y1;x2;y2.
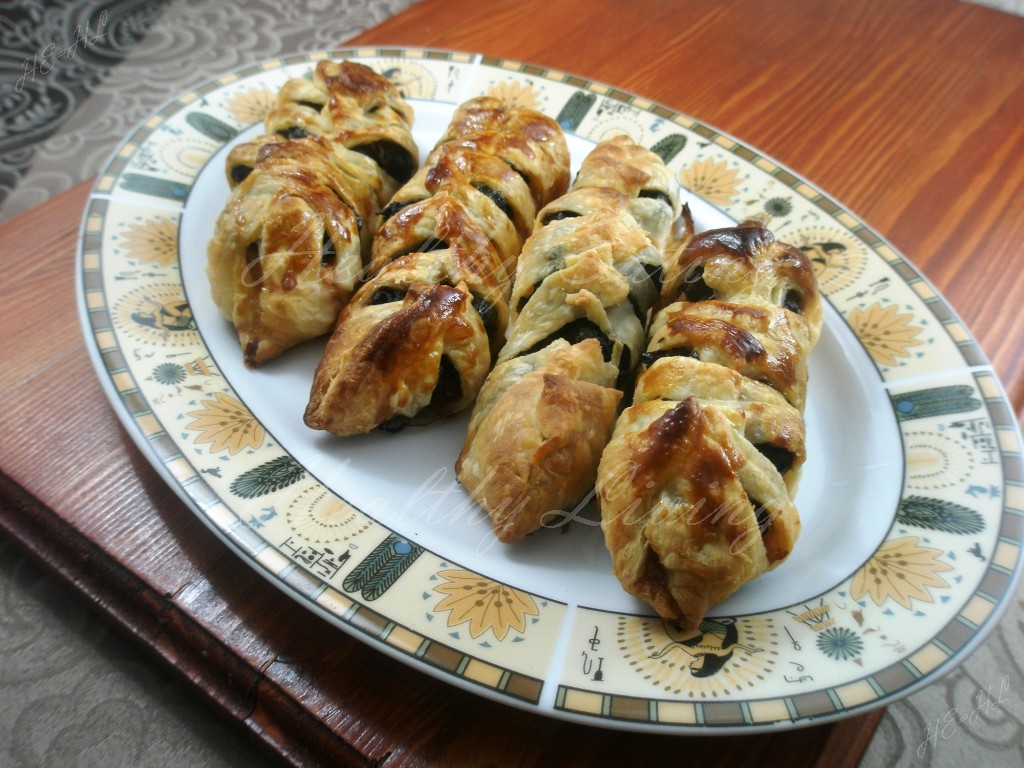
2;0;1023;766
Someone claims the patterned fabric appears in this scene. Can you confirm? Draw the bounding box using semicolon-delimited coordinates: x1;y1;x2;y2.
0;539;277;766
1;0;420;222
0;0;171;214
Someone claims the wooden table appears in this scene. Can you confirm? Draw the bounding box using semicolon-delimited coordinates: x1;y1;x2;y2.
3;0;1023;765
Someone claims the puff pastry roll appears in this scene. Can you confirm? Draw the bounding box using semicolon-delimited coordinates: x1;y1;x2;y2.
265;59;418;185
549;134;680;254
596;223;822;628
303;97;570;436
456;137;682;542
207;61;416;366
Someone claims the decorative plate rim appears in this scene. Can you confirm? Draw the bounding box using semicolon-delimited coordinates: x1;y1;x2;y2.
75;46;1024;734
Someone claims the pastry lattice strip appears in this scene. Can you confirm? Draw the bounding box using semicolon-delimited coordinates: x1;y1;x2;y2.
303;97;570;436
206;60;418;366
457;136;684;542
597;222;822;628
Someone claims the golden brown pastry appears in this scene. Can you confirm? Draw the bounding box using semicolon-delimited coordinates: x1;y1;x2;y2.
303;97;570;435
206;61;416;366
456;136;682;543
457;339;621;542
596;223;822;629
555;134;680;253
265;59;418;185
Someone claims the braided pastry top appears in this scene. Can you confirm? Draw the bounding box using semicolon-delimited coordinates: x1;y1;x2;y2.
303;97;570;436
206;61;416;366
597;222;822;628
433;97;573;209
266;60;418;184
456;136;681;542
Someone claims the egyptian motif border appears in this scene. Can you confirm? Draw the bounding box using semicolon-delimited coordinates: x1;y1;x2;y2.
77;48;1024;730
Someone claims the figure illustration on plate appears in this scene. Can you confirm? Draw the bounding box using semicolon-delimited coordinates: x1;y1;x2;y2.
650;617;763;678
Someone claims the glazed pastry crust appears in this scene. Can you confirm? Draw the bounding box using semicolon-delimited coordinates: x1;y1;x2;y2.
207;136;388;366
646;299;814;411
207;61;416;366
598;222;821;628
369;181;519;291
456;339;621;542
632;355;807;496
304;280;489;435
434;97;572;208
266;60;419;184
303;236;510;435
501;242;645;368
566;135;680;252
379;140;538;248
304;97;570;435
598;359;802;627
457;136;680;542
508;204;662;335
660;223;823;345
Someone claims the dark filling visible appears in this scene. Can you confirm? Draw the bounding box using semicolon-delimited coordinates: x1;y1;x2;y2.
754;443;796;475
321;233;336;266
641;346;698;367
625;294;645;324
752;499;771;534
383;238;450;266
618;260;662;322
516;294;532;319
782;289;803;314
376;355;464;433
643;262;664;295
429;355;463;410
330;189;363;232
540;209;581;226
297;100;323;111
230;164;252;184
679;265;715;303
368;284;495;332
378;417;407;433
514;286;536;315
638;189;673;207
368;286;405;305
471;295;499;334
277;126;308;140
352;140;416;183
522;318;628;370
619;346;632;376
473;184;514;222
379;199;412;222
373;238;447;274
507;162;532;192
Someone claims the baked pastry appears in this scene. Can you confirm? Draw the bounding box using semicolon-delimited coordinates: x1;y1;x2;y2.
596;222;822;628
265;59;418;185
303;97;570;435
457;338;621;542
456;136;682;542
206;60;416;366
553;134;680;253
